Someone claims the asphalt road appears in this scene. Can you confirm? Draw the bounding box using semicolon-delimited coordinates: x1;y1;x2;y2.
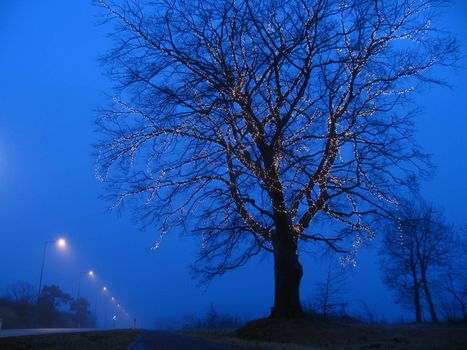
0;328;97;338
128;331;242;350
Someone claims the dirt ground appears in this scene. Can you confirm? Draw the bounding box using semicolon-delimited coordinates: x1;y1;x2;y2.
0;330;142;350
188;318;467;350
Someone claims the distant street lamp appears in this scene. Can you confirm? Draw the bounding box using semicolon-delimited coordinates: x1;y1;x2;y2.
76;270;94;299
75;270;95;329
94;286;108;328
101;287;109;328
37;238;67;297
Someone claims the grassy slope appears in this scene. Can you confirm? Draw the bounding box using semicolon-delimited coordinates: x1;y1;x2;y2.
0;330;142;350
185;318;467;350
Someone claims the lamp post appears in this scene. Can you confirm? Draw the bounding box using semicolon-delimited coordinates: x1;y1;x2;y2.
76;270;94;300
110;296;118;328
75;270;94;328
37;238;67;297
94;286;107;328
103;287;110;328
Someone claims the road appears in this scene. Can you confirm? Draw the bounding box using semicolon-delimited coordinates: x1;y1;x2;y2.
128;331;242;350
0;328;97;338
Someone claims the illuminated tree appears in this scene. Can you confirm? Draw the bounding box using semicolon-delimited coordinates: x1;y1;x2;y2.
96;0;456;318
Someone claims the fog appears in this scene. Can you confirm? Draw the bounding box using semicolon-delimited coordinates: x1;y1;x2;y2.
0;0;466;329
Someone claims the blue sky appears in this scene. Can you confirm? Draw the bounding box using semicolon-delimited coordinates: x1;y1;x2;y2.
0;1;466;328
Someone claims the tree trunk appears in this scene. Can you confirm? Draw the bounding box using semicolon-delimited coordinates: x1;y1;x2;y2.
413;282;422;323
409;250;422;323
321;267;331;321
421;272;438;323
270;231;305;319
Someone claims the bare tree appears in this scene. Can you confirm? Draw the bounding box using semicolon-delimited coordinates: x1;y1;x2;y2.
2;282;36;328
381;211;424;322
314;259;348;321
380;200;457;323
441;236;467;322
96;0;456;318
444;273;467;322
6;282;36;305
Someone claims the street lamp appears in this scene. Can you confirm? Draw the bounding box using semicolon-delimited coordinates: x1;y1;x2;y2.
76;270;95;299
57;238;66;249
94;286;108;328
101;286;109;328
37;238;67;297
75;270;95;329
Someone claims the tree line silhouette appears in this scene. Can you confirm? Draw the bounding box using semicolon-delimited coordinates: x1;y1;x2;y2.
0;283;95;329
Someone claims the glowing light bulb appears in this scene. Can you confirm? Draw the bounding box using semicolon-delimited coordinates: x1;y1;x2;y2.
57;238;67;249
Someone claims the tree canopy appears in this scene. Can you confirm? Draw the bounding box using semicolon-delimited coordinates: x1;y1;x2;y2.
96;0;457;317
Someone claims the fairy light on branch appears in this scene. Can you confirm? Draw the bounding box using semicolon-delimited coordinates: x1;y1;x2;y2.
96;0;454;276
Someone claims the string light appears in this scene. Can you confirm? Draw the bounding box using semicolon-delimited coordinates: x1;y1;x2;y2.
96;0;450;270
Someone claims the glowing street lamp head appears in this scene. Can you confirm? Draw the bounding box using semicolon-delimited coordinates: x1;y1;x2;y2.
88;270;94;277
103;286;107;292
56;238;67;249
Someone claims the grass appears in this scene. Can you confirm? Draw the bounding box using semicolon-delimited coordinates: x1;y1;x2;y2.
0;330;142;350
184;318;467;350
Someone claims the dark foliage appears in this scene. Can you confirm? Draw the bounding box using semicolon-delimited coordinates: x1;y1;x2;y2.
0;282;95;329
70;298;96;328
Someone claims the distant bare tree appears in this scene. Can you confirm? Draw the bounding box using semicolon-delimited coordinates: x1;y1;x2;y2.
380;200;457;323
96;0;456;318
314;258;348;321
441;236;467;322
444;273;467;322
1;282;36;328
6;282;35;305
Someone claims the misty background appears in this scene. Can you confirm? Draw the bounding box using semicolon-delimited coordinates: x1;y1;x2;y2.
0;0;466;328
